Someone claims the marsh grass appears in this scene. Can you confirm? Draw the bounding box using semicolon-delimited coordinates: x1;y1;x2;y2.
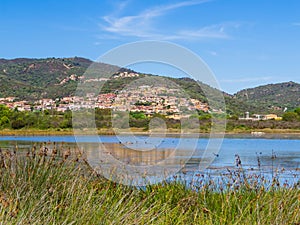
0;145;299;224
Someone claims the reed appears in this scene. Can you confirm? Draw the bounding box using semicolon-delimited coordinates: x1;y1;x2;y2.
0;145;299;224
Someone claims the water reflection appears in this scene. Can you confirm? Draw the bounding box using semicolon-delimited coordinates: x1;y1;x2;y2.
82;142;178;166
0;136;299;186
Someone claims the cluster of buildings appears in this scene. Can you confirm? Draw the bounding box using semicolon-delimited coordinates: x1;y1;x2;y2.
0;97;58;112
0;85;209;119
2;94;283;122
57;71;138;86
239;112;282;121
112;71;140;79
112;85;208;115
59;74;83;85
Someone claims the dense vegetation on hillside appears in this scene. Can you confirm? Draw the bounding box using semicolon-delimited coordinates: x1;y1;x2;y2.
235;81;300;111
169;77;266;115
0;57;119;100
0;57;89;99
0;57;299;115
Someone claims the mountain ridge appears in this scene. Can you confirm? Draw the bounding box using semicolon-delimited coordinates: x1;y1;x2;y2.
234;81;300;111
0;57;299;114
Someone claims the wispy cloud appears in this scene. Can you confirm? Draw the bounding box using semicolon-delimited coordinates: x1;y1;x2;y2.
208;50;218;56
99;0;237;41
114;0;132;13
292;22;300;26
174;23;238;40
221;76;272;83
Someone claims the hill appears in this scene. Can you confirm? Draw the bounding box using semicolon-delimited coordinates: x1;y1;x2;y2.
0;57;298;115
0;57;122;100
166;77;264;115
234;81;300;113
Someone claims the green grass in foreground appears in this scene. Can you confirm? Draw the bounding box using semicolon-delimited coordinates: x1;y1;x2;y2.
0;147;299;224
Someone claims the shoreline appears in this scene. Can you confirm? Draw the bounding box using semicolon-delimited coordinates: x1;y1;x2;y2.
0;128;300;139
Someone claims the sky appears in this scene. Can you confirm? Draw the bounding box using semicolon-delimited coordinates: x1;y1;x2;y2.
1;0;300;93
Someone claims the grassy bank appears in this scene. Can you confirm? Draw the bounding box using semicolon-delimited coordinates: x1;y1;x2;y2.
1;127;300;136
0;128;116;136
0;128;74;136
0;147;299;224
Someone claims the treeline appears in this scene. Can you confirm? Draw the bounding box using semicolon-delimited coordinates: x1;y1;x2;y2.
0;105;212;131
226;120;300;131
1;104;300;131
0;105;73;130
226;107;300;131
0;105;122;130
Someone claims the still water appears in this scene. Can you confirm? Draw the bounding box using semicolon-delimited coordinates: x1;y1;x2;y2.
0;135;299;186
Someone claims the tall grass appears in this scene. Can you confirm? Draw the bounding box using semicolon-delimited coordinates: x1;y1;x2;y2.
0;146;299;224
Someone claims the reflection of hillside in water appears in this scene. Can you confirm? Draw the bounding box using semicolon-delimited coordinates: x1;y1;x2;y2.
84;142;196;166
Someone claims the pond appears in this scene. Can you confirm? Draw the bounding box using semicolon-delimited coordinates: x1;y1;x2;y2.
0;135;299;186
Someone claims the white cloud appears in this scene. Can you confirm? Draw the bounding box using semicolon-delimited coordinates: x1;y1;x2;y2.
99;0;237;41
101;0;210;36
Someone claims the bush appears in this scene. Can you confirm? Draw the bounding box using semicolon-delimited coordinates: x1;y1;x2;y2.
11;118;26;129
0;116;10;127
282;111;299;122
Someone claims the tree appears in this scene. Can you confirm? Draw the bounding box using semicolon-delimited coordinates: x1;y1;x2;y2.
0;116;10;128
130;112;146;119
0;105;10;118
282;111;299;122
11;118;26;129
294;107;300;116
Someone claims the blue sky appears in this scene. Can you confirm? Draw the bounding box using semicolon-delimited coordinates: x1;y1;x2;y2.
1;0;300;93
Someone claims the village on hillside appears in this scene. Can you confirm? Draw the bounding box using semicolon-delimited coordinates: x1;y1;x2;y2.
0;74;283;121
0;89;282;121
0;85;210;119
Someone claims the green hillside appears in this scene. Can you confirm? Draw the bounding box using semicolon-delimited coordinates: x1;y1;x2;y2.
0;57;97;100
234;81;300;113
0;57;298;115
